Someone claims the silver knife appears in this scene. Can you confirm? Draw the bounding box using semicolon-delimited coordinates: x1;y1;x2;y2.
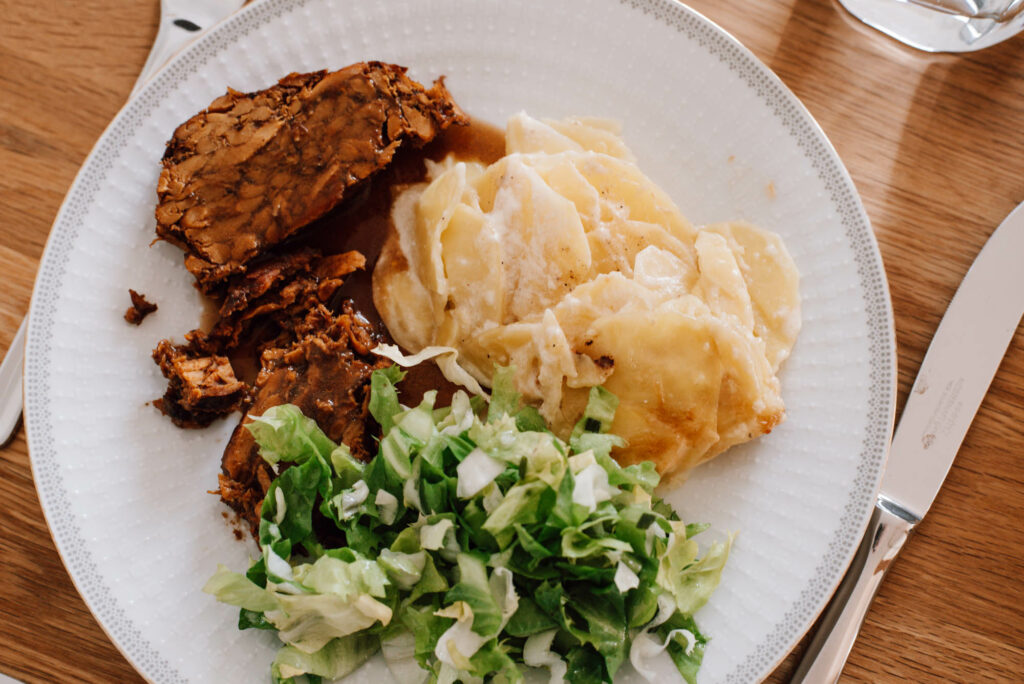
0;0;244;448
791;200;1024;683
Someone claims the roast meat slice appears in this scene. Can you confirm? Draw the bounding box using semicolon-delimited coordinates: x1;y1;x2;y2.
155;62;466;292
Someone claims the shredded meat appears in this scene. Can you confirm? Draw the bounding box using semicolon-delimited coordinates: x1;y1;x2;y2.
186;249;366;356
124;289;157;325
152;341;249;428
153;249;365;426
218;304;390;531
155;62;466;293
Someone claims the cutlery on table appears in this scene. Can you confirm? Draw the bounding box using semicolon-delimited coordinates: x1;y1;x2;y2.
792;200;1024;683
0;0;245;448
0;320;24;446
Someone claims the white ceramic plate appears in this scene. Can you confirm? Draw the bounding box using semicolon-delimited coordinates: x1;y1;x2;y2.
24;1;895;682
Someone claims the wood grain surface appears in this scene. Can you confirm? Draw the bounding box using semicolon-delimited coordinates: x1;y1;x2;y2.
1;1;1022;682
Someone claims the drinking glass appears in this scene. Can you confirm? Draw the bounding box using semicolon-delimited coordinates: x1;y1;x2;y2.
838;0;1024;51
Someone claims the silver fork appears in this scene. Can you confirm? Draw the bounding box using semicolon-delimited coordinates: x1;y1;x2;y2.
0;0;245;447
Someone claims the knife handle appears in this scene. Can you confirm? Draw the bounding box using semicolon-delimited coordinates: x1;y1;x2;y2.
790;499;918;684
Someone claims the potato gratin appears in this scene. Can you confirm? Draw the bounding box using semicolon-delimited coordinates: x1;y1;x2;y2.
374;113;800;484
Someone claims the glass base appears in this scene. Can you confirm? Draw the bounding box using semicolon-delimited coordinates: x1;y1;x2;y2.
838;0;1024;52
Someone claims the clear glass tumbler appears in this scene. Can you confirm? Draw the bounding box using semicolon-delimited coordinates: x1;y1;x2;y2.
838;0;1024;51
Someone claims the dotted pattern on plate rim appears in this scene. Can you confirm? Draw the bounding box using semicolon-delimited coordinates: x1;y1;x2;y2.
22;0;895;682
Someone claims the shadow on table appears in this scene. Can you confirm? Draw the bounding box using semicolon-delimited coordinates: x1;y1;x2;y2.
765;0;918;83
877;40;1024;397
886;41;1024;244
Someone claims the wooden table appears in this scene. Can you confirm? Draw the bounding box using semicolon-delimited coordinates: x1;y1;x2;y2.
1;1;1022;682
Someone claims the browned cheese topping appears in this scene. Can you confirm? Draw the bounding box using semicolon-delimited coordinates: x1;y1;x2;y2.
154;62;467;293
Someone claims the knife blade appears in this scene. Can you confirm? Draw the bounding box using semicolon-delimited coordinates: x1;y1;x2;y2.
881;199;1024;521
791;200;1024;683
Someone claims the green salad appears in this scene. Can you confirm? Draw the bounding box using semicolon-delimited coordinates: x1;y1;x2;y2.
205;366;731;683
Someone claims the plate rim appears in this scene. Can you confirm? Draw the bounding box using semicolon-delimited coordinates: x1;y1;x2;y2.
22;1;897;682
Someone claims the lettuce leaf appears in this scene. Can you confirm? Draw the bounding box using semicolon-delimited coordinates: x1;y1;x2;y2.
259;452;331;551
268;591;392;654
569;386;626;458
202;565;279;613
380;629;429;684
443;554;506;637
487;365;547;432
271;633;378;683
369;364;407;435
659;531;734;615
487;365;521;423
247;404;337;466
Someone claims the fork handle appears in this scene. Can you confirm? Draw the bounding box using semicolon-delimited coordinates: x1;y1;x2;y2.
0;318;26;446
133;0;206;95
790;500;916;684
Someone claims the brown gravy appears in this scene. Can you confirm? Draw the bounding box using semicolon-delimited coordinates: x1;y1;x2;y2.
243;118;506;404
297;117;505;321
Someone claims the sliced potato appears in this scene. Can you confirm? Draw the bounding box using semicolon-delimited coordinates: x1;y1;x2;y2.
374;113;800;484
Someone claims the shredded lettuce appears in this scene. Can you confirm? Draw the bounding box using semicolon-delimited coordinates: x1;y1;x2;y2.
246;404;336;465
455;448;506;498
271;634;378;684
203;565;279;613
381;630;428;684
208;365;729;683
